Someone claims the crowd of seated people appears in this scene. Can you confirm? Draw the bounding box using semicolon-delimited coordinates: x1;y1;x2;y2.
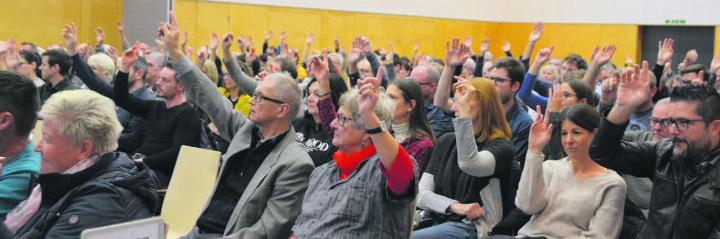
0;11;720;239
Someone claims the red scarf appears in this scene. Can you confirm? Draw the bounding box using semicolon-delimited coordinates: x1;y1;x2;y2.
333;144;377;180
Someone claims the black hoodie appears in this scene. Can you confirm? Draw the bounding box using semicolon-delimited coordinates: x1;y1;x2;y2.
12;152;159;239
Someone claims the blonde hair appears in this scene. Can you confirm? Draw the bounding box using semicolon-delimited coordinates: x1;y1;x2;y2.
88;53;116;81
468;77;512;142
40;90;122;155
201;59;219;85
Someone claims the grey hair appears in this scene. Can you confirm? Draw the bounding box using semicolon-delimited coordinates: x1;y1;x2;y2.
427;63;442;83
266;73;302;120
40;90;122;155
147;51;166;67
338;89;394;130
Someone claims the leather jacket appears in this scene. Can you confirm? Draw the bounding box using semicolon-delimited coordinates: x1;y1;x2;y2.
590;118;720;239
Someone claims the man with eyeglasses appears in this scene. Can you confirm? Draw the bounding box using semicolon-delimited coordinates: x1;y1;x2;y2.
590;62;720;238
158;16;313;239
410;63;455;136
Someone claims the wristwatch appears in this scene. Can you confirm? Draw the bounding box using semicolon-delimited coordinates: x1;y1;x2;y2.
365;123;386;134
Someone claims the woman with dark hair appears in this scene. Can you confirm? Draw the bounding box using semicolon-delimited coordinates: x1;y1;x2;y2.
544;79;594;160
292;55;349;166
414;78;515;239
491;104;625;238
387;78;435;172
16;50;44;87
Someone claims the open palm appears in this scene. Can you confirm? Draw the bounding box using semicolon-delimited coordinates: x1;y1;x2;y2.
445;38;471;67
616;61;651;109
528;105;553;153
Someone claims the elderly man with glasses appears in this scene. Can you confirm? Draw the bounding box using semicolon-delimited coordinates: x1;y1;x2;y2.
157;16;314;239
590;62;720;239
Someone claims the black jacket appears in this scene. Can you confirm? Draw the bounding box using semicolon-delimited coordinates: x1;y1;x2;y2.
12;152;159;239
590;118;720;239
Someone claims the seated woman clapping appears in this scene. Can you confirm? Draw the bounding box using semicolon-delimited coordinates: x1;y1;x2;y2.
413;78;515;239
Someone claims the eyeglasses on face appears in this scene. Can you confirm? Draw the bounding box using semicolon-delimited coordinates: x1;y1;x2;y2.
336;113;354;126
488;76;512;85
252;92;285;104
657;118;707;131
562;91;577;98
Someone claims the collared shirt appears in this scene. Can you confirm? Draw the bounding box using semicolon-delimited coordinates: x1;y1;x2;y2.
196;127;289;234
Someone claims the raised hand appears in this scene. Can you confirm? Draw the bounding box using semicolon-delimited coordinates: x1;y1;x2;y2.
221;33;234;52
306;33;314;45
479;37;490;54
600;73;619;106
265;31;273;41
502;41;511;52
547;86;563;113
616;61;651;109
208;32;219;52
61;23;79;56
383;42;395;65
528;105;553;154
591;45;616;66
711;53;720;74
95;27;105;45
464;36;473;49
120;47;140;72
116;21;124;32
452;79;476;118
359;36;372;54
357;66;384;116
106;46;118;63
685;49;698;64
534;46;554;66
528;22;543;43
180;31;188;50
311;54;330;88
413;42;420;54
657;38;673;65
196;46;208;64
624;56;634;66
445;38;471;67
348;36;363;65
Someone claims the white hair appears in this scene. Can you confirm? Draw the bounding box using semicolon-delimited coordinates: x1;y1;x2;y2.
88;53;116;81
40;90;122;155
339;89;394;130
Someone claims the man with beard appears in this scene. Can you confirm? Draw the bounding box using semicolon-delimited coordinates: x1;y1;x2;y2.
590;62;720;238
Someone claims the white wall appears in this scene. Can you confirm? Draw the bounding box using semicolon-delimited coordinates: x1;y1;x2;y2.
207;0;720;25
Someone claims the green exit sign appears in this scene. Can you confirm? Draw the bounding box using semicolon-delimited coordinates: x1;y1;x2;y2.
665;19;687;24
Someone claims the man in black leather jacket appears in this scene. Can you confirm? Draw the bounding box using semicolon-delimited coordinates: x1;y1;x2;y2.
590;62;720;239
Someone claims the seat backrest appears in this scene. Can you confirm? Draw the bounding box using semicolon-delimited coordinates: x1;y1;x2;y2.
161;145;220;238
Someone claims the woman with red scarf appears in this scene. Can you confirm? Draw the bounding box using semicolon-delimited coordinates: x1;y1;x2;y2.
291;66;417;238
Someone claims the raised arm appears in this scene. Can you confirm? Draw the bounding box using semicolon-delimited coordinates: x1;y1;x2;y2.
519;46;552;111
221;33;258;95
114;48;152;118
590;62;659;177
521;22;543;62
583;45;616;92
161;15;248;141
62;23;114;98
117;21;130;51
358;66;414;195
311;54;337;134
435;38;471;112
515;106;553;214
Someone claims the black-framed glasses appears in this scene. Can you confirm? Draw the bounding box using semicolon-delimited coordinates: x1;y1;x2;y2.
252;92;285;104
651;118;668;126
336;113;354;126
562;91;577;98
488;76;512;85
660;118;707;131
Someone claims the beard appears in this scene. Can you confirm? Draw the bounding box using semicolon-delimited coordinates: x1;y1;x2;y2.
500;93;512;104
672;136;711;166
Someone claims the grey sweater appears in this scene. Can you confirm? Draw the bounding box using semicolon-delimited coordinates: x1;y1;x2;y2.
516;153;626;239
